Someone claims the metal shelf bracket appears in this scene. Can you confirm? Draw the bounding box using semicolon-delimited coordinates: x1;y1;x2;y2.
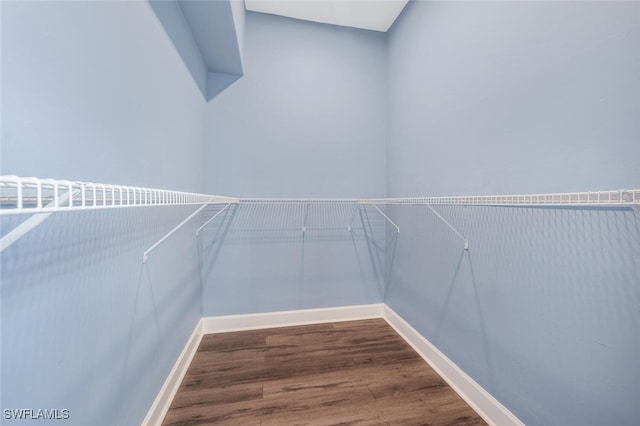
347;205;359;232
196;203;234;236
425;204;469;250
0;188;73;254
369;203;400;234
143;203;211;263
302;202;310;234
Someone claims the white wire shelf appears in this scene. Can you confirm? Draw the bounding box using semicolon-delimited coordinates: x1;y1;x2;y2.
2;175;637;257
361;189;640;207
2;176;637;217
0;175;239;216
240;198;359;204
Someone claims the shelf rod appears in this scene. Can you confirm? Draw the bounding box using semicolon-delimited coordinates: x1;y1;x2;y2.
369;203;400;233
195;203;234;236
425;204;469;250
143;203;210;263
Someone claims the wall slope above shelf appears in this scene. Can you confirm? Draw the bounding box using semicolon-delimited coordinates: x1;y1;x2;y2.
149;0;245;100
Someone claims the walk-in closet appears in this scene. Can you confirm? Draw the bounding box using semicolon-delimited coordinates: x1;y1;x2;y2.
2;1;639;425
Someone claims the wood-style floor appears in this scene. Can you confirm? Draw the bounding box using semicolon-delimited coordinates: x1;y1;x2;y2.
163;319;487;425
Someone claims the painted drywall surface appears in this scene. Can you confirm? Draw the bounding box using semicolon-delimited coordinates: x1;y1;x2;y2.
1;208;202;425
1;1;205;424
205;11;386;199
179;0;243;76
386;2;640;425
149;0;209;97
151;0;245;100
387;1;640;197
230;0;246;69
201;12;388;316
199;203;389;316
1;1;206;191
385;204;640;425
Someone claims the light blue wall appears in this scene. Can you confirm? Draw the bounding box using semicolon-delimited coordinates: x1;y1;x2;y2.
199;202;389;316
230;0;246;69
179;0;243;76
1;1;206;424
201;12;388;316
3;1;639;424
149;0;209;97
1;208;202;425
386;2;640;425
387;1;640;197
205;11;386;199
1;1;206;190
149;0;245;100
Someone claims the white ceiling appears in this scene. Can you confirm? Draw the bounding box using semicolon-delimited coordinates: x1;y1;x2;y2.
244;0;409;32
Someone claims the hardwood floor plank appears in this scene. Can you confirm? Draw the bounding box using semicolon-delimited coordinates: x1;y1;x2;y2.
163;319;487;425
169;383;264;410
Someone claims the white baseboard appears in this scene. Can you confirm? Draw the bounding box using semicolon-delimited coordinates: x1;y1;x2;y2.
202;304;385;333
142;319;204;426
382;305;524;426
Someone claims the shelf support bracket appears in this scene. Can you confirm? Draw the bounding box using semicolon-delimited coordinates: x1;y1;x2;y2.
347;204;359;232
369;203;400;234
195;203;234;236
143;203;210;263
0;190;73;254
302;202;310;234
425;204;469;250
